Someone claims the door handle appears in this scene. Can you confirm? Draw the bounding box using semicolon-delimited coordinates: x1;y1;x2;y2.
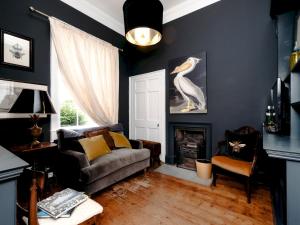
157;123;159;127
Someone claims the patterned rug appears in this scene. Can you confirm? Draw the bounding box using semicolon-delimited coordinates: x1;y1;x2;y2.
103;174;151;200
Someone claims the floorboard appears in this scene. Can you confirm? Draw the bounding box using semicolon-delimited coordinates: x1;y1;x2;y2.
93;172;274;225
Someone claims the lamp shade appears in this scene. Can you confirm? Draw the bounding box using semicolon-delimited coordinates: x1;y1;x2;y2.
123;0;163;46
9;89;56;114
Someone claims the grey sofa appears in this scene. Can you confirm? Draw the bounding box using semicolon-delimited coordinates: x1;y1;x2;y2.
56;124;150;194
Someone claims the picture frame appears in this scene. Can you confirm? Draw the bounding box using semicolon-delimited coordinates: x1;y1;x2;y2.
168;52;207;114
0;30;34;71
0;79;47;119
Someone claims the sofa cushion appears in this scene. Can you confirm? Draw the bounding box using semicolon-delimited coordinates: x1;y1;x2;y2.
109;132;132;149
212;155;252;177
84;128;115;150
225;130;257;162
80;148;150;184
109;123;124;133
74;123;124;136
57;129;85;153
79;135;111;161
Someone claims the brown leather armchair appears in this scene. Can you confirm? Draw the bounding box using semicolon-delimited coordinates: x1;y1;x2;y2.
212;126;260;203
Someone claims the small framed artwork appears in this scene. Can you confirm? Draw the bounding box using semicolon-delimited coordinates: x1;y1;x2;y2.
0;30;34;71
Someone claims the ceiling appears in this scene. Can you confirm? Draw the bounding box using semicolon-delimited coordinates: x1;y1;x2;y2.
60;0;221;35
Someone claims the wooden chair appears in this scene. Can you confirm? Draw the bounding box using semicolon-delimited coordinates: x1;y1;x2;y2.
17;170;46;225
212;126;260;203
17;171;103;225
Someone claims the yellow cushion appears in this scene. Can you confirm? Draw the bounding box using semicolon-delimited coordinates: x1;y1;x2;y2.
79;135;111;161
212;155;252;177
109;131;132;149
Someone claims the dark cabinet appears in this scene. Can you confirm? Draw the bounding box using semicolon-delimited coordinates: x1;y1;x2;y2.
0;146;28;225
270;0;300;17
263;7;300;225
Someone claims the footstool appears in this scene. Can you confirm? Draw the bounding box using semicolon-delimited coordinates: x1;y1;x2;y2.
140;140;161;168
24;198;103;225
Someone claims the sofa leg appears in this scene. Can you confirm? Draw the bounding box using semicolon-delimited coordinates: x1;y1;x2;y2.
143;168;147;175
246;177;251;203
212;166;217;186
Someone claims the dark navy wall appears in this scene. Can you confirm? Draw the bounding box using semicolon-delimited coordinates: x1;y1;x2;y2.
0;0;129;146
0;0;278;155
128;0;278;160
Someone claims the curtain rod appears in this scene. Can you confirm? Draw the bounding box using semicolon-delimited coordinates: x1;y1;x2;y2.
29;6;124;52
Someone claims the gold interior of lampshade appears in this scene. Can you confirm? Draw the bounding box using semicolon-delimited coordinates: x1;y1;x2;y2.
126;27;162;46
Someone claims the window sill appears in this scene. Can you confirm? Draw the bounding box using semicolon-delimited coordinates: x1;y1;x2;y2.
60;124;98;130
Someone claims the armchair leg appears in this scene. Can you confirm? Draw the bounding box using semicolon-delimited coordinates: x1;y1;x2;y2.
212;165;217;186
246;177;251;203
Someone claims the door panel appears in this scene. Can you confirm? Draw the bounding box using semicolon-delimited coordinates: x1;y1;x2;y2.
135;80;146;90
135;127;147;140
135;92;146;120
130;70;166;162
148;78;160;91
148;92;160;121
148;128;160;142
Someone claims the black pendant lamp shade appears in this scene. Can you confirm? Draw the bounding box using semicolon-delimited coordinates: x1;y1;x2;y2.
123;0;163;46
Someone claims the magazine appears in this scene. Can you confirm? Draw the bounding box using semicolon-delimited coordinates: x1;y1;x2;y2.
37;188;88;219
37;208;75;218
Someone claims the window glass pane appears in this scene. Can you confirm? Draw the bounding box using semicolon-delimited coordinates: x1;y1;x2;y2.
60;100;77;127
60;99;96;127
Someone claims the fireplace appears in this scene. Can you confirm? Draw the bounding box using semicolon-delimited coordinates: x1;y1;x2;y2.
175;127;206;170
167;123;212;169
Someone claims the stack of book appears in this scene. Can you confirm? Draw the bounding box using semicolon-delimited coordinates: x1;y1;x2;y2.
37;188;88;219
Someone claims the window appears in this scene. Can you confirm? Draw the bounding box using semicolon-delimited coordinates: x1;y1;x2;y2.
50;41;96;140
58;86;96;129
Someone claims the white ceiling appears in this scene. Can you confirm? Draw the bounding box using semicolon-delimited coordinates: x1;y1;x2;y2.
60;0;221;35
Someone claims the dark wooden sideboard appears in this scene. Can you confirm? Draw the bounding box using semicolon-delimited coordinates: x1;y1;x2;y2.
0;145;28;225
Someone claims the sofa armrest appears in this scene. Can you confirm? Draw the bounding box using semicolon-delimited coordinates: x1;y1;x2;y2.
57;150;89;189
62;150;90;168
129;139;143;149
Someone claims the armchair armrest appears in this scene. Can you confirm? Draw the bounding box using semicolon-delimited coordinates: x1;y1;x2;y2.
129;139;143;149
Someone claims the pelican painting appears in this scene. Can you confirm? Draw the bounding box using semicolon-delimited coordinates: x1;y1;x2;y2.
169;52;207;114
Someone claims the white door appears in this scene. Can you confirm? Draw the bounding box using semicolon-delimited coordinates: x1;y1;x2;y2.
129;70;166;162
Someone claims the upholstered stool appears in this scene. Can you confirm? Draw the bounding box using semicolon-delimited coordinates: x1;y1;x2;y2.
140;140;161;168
23;198;103;225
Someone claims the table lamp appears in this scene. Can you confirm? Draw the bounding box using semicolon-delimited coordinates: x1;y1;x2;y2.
9;89;56;146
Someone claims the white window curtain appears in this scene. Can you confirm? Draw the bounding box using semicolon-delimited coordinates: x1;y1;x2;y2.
50;17;119;128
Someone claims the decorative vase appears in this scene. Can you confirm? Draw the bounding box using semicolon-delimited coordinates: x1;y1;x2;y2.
30;124;42;146
30;115;42;146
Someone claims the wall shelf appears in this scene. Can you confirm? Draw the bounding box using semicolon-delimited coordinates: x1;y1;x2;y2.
263;130;300;161
291;101;300;109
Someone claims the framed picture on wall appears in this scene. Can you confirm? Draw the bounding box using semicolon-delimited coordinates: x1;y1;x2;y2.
0;30;34;71
168;52;207;114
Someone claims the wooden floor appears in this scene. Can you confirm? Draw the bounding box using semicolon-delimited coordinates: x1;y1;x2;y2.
94;172;274;225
